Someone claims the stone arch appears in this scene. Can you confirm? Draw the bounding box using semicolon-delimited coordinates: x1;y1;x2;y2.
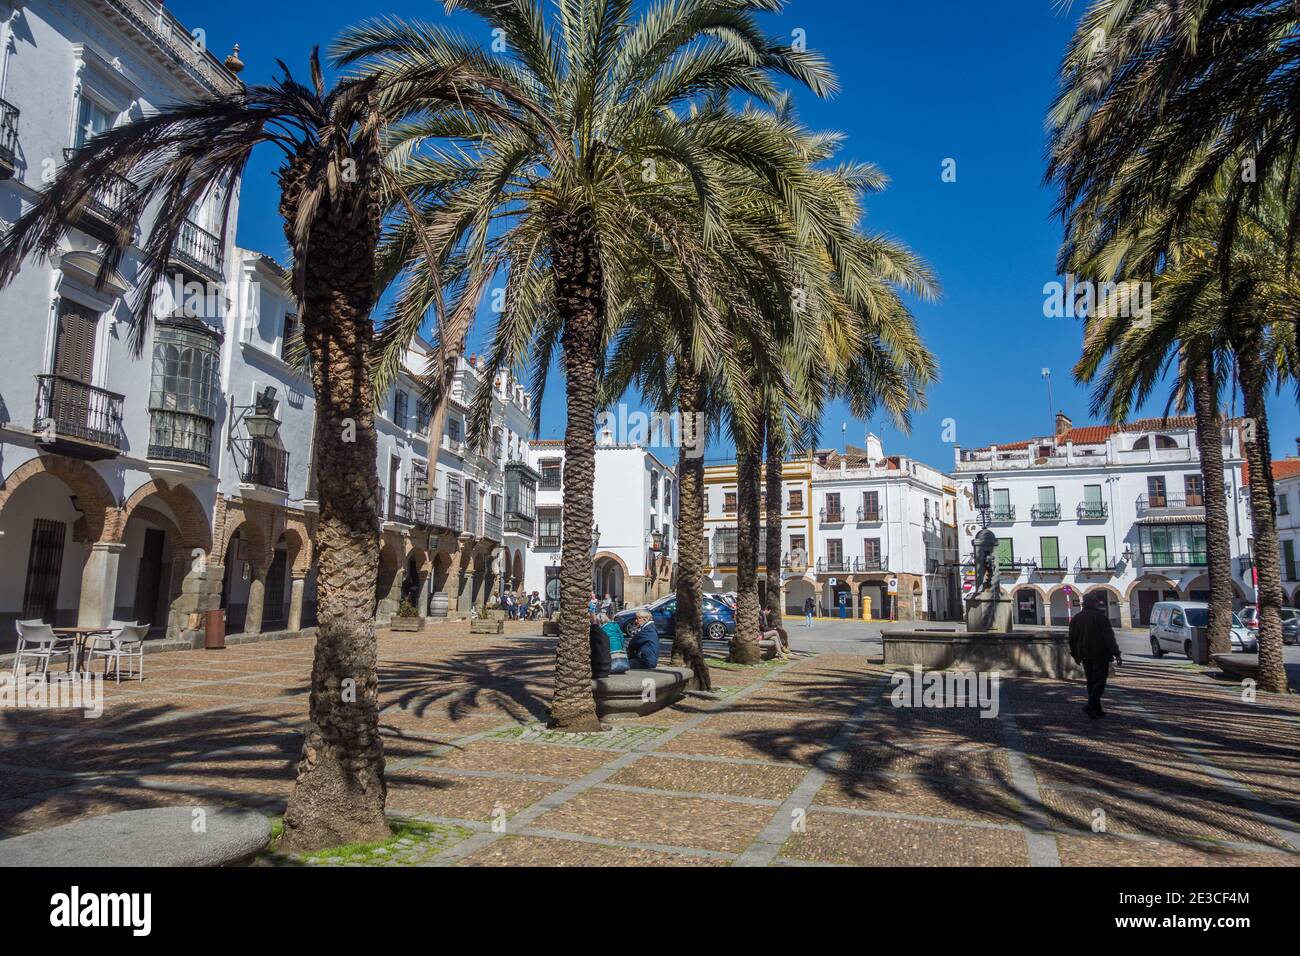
1080;583;1124;625
221;516;270;573
1012;584;1046;625
119;480;211;552
0;455;117;542
591;551;630;579
512;549;524;583
279;524;312;576
1125;574;1179;603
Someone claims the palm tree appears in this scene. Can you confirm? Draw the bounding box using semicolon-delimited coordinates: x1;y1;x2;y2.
0;50;528;851
336;2;839;729
1073;172;1295;692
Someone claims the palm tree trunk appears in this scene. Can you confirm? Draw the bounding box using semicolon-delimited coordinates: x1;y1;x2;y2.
1192;359;1233;656
670;362;710;689
548;205;603;731
764;417;785;626
1237;351;1288;693
730;419;763;664
280;158;389;851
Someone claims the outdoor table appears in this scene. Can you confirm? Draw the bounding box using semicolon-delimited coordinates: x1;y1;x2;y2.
51;627;113;672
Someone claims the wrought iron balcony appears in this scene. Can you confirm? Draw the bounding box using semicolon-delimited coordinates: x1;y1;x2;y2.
1077;501;1108;520
817;557;851;573
34;375;124;457
1139;548;1208;568
855;556;885;572
238;438;288;491
857;506;882;522
1074;556;1120;574
64;148;139;228
147;409;213;467
1135;494;1205;517
820;507;845;524
1036;558;1069;574
782;551;810;570
171;219;224;280
712;549;738;567
990;505;1016;522
387;490;414;524
0;97;18;178
463;507;481;537
1030;504;1061;521
538;533;561;548
483;512;502;541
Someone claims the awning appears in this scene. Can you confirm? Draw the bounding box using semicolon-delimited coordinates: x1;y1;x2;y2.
1135;513;1206;525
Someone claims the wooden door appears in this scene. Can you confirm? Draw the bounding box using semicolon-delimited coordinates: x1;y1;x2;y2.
51;299;98;432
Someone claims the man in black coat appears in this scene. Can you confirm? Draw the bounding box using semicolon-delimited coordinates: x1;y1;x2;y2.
1068;593;1122;719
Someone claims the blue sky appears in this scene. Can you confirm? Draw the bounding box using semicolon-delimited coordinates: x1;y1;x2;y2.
170;0;1300;468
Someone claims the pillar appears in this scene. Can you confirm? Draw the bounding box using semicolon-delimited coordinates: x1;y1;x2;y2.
78;542;126;628
417;571;431;618
245;566;267;635
287;574;308;631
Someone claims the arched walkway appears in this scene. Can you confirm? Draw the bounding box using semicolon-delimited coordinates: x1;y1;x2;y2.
593;551;627;607
1013;586;1044;626
1127;574;1180;627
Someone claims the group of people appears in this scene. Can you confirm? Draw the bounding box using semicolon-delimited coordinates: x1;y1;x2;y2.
500;590;545;620
590;609;660;678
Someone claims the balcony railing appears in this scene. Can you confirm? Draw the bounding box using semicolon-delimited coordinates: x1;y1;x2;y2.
147;409;213;467
64;148;139;223
504;513;536;536
1077;501;1108;520
990;505;1016;522
855;556;886;572
538;533;561;548
463;507;481;537
34;375;124;452
239;438;289;491
1074;556;1119;574
820;507;845;524
0;97;18;177
483;512;502;541
1136;494;1205;517
172;219;224;280
1140;548;1208;567
387;491;414;524
1030;504;1061;521
713;549;738;567
1036;558;1069;574
857;506;882;522
817;557;851;573
782;552;810;570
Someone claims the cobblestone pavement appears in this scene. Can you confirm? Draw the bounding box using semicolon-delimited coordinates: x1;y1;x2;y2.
1;620;1297;866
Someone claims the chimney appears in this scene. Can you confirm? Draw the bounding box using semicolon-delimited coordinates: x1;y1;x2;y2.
1055;411;1072;438
865;432;884;462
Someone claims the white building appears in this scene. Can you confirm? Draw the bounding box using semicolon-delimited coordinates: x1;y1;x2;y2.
806;434;959;622
1272;453;1300;606
952;413;1253;627
0;0;242;647
523;435;676;609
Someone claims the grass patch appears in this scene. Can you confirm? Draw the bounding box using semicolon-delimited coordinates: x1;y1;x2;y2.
256;816;471;867
706;657;784;671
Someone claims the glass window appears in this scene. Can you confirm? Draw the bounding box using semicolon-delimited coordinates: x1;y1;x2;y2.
992;488;1011;514
1086;536;1108;570
1039;537;1060;569
995;538;1014;565
1084;484;1102;504
788;488;803;512
1037;486;1056;506
74;95;113;149
148;321;221;465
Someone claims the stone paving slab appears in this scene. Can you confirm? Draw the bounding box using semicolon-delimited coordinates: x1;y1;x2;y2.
780;811;1031;866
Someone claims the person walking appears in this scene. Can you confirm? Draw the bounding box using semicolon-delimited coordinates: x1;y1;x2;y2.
803;596;815;628
1068;592;1123;719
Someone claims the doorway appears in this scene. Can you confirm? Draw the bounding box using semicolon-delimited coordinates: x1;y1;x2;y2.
132;527;165;627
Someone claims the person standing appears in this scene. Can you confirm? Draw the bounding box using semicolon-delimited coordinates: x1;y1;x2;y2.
1069;592;1123;719
803;596;815;628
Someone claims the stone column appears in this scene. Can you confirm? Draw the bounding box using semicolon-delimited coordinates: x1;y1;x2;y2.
287;574;308;631
417;571;432;618
167;558;224;644
244;566;267;635
454;536;474;613
78;542;126;628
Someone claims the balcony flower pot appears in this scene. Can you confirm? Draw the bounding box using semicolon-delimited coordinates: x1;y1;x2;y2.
391;598;425;632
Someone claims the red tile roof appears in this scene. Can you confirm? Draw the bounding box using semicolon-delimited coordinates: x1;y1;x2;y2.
1271;459;1300;481
972;415;1200;451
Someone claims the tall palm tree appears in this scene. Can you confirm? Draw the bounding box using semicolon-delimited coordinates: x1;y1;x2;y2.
1074;172;1296;692
336;2;839;729
0;51;528;851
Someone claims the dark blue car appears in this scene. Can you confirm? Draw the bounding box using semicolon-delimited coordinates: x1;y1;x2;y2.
615;593;736;641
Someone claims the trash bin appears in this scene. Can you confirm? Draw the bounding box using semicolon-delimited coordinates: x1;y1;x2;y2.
1189;626;1209;665
205;608;226;650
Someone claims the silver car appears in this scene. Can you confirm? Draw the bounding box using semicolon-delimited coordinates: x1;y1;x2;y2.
1148;601;1256;658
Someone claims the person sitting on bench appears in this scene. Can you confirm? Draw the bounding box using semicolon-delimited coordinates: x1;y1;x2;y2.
626;610;660;670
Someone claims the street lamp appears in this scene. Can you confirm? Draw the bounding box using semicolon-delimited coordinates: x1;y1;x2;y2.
237;386;281;440
972;473;990;528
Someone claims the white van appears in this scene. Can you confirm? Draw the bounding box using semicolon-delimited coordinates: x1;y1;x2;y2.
1148;602;1256;658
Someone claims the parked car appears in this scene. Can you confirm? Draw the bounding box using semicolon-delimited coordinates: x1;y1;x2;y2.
1281;608;1300;645
1239;606;1260;631
615;593;736;641
707;591;736;610
1148;602;1256;658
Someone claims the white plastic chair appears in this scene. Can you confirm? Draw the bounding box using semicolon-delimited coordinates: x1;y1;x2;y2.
12;620;77;679
85;622;148;683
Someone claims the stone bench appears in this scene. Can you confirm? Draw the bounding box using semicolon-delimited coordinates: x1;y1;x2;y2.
759;638;777;660
592;666;694;717
0;806;271;867
470;617;504;635
1214;652;1259;680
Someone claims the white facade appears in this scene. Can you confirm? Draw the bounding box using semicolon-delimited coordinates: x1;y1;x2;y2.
1273;456;1300;606
952;414;1253;627
807;434;959;621
523;437;676;609
0;0;242;645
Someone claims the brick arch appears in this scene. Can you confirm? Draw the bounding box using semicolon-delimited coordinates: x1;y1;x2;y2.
1125;574;1179;603
378;533;404;572
119;480;211;552
221;517;271;573
0;455;117;542
279;523;313;575
1081;583;1124;605
592;551;630;578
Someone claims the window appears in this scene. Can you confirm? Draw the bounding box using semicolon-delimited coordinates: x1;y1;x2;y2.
924;498;931;519
1185;474;1204;507
280;312;300;358
1279;492;1290;517
827;539;843;565
1039;537;1061;570
537;509;562;547
505;468;536;519
995;538;1014;565
393;391;408;429
447;417;462;443
540;459;562;489
415;396;431;431
1285;540;1297;581
148;320;222;466
1134;434;1178;450
861;490;879;519
788;488;803;512
991;488;1012;518
864;538;882;568
650;471;660;505
22;518;66;621
492;426;503;460
1080;484;1105;519
723;491;737;514
1086;536;1108;571
73;95;114;150
662;479;672;510
789;534;806;558
1147;476;1167;507
824;493;842;521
